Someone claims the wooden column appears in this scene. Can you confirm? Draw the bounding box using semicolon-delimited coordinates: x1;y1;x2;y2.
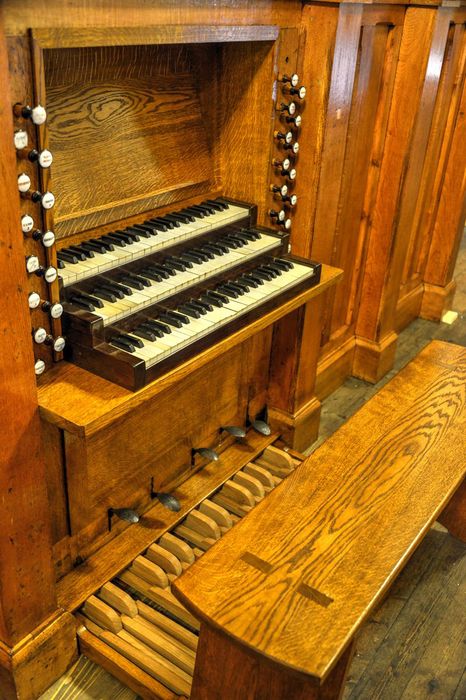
0;12;77;700
268;294;324;451
353;6;443;382
421;74;466;321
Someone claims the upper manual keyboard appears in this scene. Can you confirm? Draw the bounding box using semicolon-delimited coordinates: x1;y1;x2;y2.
57;199;252;287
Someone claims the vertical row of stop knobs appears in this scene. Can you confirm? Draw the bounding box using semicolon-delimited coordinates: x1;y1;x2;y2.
12;102;65;377
269;73;306;232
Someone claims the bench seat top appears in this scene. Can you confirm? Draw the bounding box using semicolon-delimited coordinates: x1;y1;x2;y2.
173;341;466;682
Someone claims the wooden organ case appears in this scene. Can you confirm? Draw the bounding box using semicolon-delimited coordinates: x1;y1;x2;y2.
0;1;464;699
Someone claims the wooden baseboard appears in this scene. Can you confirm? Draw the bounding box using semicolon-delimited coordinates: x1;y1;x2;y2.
352;332;398;384
269;397;321;452
0;613;78;700
420;280;456;321
395;284;424;333
315;337;356;400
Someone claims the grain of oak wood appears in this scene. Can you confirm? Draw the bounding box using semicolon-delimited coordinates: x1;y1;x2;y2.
173;340;466;684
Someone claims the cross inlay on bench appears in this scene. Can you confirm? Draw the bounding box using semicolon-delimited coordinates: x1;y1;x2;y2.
173;340;466;699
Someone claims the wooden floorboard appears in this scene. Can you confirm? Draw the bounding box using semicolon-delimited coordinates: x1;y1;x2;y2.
40;238;465;699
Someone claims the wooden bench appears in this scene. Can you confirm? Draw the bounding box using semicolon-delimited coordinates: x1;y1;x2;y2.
173;340;466;699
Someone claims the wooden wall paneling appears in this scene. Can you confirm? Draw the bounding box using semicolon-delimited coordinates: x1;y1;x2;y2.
293;3;340;260
394;9;464;330
218;38;279;224
0;10;78;698
353;6;439;383
2;1;302;37
408;17;465;319
421;71;466;320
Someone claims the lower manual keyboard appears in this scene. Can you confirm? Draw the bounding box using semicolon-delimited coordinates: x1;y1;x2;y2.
109;258;316;370
65;255;321;390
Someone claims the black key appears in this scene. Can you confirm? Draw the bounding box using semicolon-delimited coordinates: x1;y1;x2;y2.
234;278;252;292
165;253;193;269
206;290;228;304
133;327;159;342
260;265;280;278
192;298;213;312
99;284;125;300
69;295;95;312
178;303;200;319
120;275;146;291
139;268;163;283
145;219;171;232
57;251;79;264
244;273;264;286
145;319;172;334
202;243;224;257
187;300;209;315
186;248;209;262
63;246;88;261
205;199;229;211
164;256;188;271
118;333;144;349
162;310;190;325
70;292;104;309
240;227;261;240
198;246;216;260
209;240;230;254
252;269;273;281
128;225;153;238
94;237;115;252
176;210;197;223
200;294;223;308
101;234;126;248
218;236;240;250
112;231;136;245
273;257;294;270
57;259;65;269
159;313;183;329
192;203;216;215
224;281;246;295
164;214;185;227
92;287;117;303
138;323;165;339
146;263;174;279
228;232;250;245
70;245;95;259
104;279;133;296
237;275;255;289
111;337;136;353
179;252;201;266
265;261;286;274
82;240;108;254
217;284;239;299
181;206;205;219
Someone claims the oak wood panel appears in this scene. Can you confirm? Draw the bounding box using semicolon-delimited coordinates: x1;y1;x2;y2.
43;44;213;235
422;57;466;296
33;25;279;49
0;12;57;648
37;264;342;437
398;20;464;296
174;341;466;683
378;8;452;331
355;7;437;345
2;1;301;37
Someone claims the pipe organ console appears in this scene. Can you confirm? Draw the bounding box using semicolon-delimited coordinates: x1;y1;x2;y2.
0;1;464;699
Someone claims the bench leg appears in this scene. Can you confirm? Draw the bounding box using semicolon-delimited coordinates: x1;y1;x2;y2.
438;477;466;543
190;624;355;700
